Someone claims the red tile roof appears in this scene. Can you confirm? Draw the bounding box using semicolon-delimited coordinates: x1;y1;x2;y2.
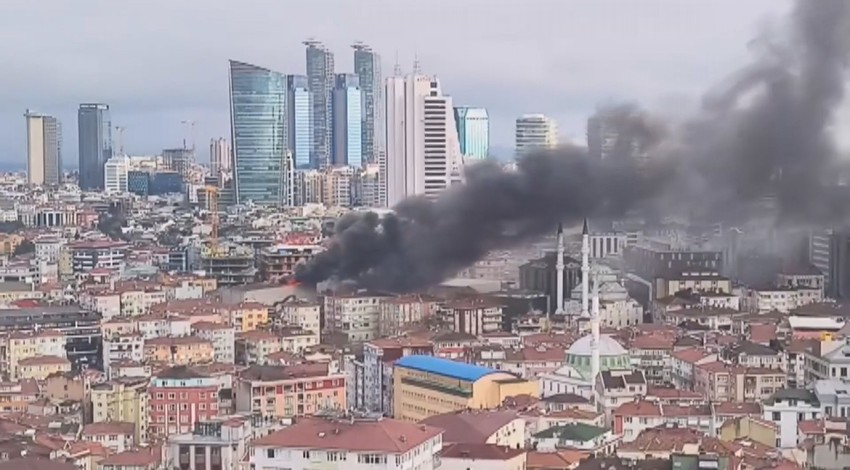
251;417;442;453
440;443;525;460
98;446;162;467
18;355;70;367
82;421;134;436
613;401;662;417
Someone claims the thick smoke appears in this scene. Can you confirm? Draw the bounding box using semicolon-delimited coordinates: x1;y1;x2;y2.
297;0;850;292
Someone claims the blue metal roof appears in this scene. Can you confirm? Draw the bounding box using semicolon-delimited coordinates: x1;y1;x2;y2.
395;355;497;382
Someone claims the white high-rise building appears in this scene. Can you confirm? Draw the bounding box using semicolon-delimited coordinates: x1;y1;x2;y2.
209;138;231;176
515;114;558;156
25;111;62;186
385;74;462;207
104;156;129;193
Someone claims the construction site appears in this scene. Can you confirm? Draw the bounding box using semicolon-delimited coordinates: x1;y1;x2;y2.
199;184;257;286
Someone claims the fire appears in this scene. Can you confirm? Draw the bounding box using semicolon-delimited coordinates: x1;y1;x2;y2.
284;278;302;287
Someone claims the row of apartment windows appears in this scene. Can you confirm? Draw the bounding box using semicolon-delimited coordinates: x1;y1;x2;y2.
154;392;215;400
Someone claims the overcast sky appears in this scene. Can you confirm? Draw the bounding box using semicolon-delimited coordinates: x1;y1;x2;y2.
0;0;813;166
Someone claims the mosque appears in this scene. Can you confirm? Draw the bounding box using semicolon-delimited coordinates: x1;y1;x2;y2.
540;220;634;399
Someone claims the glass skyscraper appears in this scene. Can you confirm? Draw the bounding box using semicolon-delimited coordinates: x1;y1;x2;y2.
229;60;288;206
352;43;383;165
78;103;112;190
332;74;363;168
286;75;312;170
454;107;489;160
305;40;334;169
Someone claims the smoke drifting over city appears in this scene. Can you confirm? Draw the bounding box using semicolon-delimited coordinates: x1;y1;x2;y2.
296;0;850;292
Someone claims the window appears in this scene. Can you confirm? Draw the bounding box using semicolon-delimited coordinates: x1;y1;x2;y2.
302;451;310;459
772;412;780;421
267;449;274;458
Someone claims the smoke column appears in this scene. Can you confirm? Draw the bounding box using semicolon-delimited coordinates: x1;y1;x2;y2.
296;0;850;292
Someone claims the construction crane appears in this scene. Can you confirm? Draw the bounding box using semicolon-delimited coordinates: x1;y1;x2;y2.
114;126;126;156
204;185;219;248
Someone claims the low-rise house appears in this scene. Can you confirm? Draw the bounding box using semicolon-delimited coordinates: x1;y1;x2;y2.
420;410;526;449
83;421;136;454
531;423;619;454
439;443;526;470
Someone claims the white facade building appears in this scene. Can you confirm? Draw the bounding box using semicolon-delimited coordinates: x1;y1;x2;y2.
565;265;643;328
385;74;461;207
515;114;557;156
324;293;388;342
104;156;130;193
192;322;236;363
590;233;627;259
34;237;65;263
763;389;822;449
25;111;62;186
102;333;144;379
249;416;443;470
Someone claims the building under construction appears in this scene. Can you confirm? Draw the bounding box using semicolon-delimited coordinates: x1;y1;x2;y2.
259;243;324;281
200;242;256;286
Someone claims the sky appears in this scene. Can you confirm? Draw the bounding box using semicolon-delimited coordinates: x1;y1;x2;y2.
0;0;822;168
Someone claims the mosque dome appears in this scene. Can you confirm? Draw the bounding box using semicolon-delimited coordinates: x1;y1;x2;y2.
562;334;632;377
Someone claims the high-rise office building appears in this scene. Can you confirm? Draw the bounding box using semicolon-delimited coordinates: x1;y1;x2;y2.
78;103;112;190
385;74;462;207
515;114;557;156
353;43;384;166
228;60;288;206
454;107;489;160
209;138;231;176
24;111;62;186
104;156;129;193
285;75;312;170
332;74;363;168
305;40;334;169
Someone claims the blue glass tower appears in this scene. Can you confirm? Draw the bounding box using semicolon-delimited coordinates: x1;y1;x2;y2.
454;107;490;160
331;74;363;167
77;103;112;190
286;75;313;170
229;60;288;206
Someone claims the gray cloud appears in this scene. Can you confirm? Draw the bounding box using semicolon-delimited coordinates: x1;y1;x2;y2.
0;0;799;166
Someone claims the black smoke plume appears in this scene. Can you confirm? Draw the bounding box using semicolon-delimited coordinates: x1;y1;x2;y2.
296;0;850;292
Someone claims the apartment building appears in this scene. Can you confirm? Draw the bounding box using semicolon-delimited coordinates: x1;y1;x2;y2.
279;301;321;333
378;294;442;337
102;333;144;379
441;296;504;336
192;322;236;364
83;422;135;454
235;330;282;365
3;330;67;380
669;348;717;390
91;377;149;443
363;337;433;416
324;292;389;342
694;362;786;403
248;415;443;470
148;366;220;438
223;303;268;332
234;363;346;418
17;355;71;380
143;336;214;365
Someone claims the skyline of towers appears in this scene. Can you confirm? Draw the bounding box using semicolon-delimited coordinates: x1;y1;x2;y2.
228;60;288;206
78;103;112;190
515;114;558;156
454;107;490;160
305;40;335;169
24;111;62;186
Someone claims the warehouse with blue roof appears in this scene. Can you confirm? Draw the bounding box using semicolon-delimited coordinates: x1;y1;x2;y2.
393;355;538;422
